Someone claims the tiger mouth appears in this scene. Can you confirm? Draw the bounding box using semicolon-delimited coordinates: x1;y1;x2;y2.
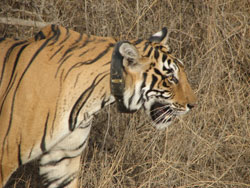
150;102;175;124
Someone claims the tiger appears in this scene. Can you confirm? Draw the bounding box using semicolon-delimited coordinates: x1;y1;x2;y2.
0;25;196;188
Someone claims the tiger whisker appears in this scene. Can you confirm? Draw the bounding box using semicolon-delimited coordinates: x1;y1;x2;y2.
153;108;174;124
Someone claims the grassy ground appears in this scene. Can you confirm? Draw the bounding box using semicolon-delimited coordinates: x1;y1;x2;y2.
1;0;249;187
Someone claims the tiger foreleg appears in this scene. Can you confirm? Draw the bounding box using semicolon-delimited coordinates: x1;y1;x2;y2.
39;118;92;188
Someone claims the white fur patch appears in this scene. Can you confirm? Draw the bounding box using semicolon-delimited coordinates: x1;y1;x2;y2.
152;31;163;37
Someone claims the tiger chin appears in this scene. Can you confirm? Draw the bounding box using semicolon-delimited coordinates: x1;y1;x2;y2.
0;25;196;188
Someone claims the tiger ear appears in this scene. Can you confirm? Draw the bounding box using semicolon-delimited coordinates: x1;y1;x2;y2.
119;42;140;68
149;27;168;45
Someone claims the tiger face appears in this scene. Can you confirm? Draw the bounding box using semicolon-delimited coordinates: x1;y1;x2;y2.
112;28;197;129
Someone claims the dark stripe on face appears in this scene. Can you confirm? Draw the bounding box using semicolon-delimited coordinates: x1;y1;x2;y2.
69;72;109;131
128;89;136;107
72;139;87;151
140;72;147;91
168;59;171;65
57;175;77;188
154;68;164;78
150;74;158;90
162;54;167;63
147;47;153;57
154;48;159;59
137;73;147;105
41;155;77;167
42;176;61;187
41;113;49;153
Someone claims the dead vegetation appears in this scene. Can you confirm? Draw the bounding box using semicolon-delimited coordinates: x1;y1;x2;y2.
1;0;249;187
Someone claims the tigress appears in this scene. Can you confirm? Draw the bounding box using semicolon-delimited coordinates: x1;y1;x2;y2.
0;25;196;188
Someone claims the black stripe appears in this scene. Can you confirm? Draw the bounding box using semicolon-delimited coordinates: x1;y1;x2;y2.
62;45;78;60
41;175;60;187
69;73;108;131
55;54;73;78
137;73;147;105
128;89;136;107
78;49;89;57
48;25;61;46
55;40;98;80
140;72;147;90
59;28;70;45
154;48;159;59
72;139;87;151
41;113;49;153
136;92;144;105
72;33;83;46
154;68;163;77
41;156;76;167
101;94;107;108
57;174;77;188
50;45;64;60
102;61;111;66
63;44;113;81
168;59;171;65
35;31;46;41
134;39;143;45
0;40;27;86
147;47;153;57
162;54;167;63
18;141;22;166
81;43;114;65
28;144;35;159
79;37;91;48
150;74;158;90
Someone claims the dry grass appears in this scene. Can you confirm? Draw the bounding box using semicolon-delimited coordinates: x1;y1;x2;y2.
1;0;249;187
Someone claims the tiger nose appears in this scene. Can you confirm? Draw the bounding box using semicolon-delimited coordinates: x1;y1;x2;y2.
187;103;195;109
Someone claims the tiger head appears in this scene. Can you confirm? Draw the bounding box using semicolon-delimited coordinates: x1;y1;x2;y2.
111;28;197;129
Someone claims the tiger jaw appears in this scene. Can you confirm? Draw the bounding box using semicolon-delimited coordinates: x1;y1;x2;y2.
147;102;174;129
145;101;190;130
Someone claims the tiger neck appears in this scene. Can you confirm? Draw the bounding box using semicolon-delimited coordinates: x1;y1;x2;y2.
66;66;115;129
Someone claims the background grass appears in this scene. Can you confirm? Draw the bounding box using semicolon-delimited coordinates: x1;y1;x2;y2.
1;0;249;187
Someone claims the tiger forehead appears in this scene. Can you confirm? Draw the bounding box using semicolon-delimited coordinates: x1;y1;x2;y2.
133;40;183;67
132;40;167;52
